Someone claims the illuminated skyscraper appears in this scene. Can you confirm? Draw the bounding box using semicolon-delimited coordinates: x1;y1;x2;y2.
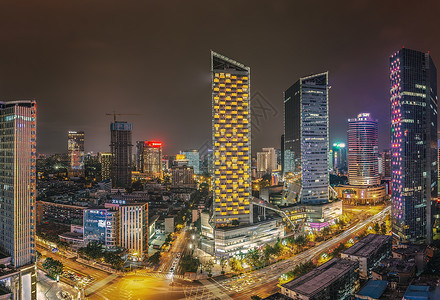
136;141;163;179
211;51;251;226
98;152;112;181
390;48;437;243
347;113;379;186
332;143;347;174
67;130;85;178
183;150;200;174
0;100;37;299
110;121;133;188
284;72;329;204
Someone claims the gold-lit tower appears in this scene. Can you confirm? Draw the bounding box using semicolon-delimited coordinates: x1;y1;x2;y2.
211;51;252;227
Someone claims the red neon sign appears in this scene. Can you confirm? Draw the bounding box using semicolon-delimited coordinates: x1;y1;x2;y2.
146;141;163;148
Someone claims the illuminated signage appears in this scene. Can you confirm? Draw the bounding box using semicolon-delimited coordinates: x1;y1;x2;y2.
146;141;163;148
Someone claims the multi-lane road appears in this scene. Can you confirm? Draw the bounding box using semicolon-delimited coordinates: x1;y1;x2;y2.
214;206;391;299
37;206;390;299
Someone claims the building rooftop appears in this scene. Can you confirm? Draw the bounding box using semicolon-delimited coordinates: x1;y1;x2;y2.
373;258;415;276
393;244;427;256
403;285;430;300
281;258;357;297
355;280;388;299
342;234;391;258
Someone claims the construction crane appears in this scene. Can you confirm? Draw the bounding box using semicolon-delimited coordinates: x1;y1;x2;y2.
105;111;142;122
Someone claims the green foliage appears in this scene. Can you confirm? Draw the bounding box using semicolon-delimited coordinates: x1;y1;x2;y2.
330;242;348;257
229;257;243;273
42;257;63;278
203;259;215;275
244;248;264;268
180;255;200;273
380;223;387;235
103;252;124;270
78;241;103;260
78;242;123;270
373;223;380;234
286;261;316;280
148;252;161;265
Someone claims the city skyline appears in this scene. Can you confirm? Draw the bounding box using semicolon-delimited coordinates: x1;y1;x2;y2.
1;1;439;154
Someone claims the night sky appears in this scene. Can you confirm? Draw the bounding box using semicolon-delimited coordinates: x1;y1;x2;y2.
0;1;439;155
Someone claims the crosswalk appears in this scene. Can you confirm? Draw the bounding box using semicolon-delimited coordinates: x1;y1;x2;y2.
182;285;221;300
135;271;184;280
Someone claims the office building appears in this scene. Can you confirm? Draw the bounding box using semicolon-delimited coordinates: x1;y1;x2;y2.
381;150;391;180
110;121;133;188
0;100;37;299
83;209;119;249
281;134;285;175
67;131;85;178
119;203;148;260
257;147;277;174
280;258;359;300
347;113;380;186
98;152;112;181
334;113;387;205
182;150;200;174
36;200;86;225
284;72;329;204
341;234;392;279
136;141;163;179
211;51;252;226
390;48;438;243
171;165;196;188
332;143;347;174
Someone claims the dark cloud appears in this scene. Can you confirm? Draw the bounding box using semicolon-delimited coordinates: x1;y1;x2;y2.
0;0;438;154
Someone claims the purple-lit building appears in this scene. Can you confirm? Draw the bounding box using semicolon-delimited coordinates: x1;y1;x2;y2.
390;48;437;244
348;113;379;186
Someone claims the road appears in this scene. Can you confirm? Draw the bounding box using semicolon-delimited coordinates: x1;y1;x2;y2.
204;206;391;299
37;243;110;288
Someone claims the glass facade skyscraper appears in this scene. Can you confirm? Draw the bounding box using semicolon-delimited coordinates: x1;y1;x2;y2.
284;72;329;204
67;130;85;178
347;113;380;186
183;150;200;174
390;48;438;243
136;141;163;179
0;100;37;300
211;51;252;226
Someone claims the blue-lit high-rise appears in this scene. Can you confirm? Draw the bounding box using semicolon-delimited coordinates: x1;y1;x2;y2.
183;150;200;174
390;48;438;243
284;72;329;204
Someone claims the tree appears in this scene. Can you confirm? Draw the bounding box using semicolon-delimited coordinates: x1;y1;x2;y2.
245;248;263;269
229;257;243;273
147;252;161;265
251;296;262;300
180;256;200;273
103;252;124;270
220;257;228;274
42;257;64;278
78;242;103;260
373;223;380;234
380;223;387;235
203;259;215;276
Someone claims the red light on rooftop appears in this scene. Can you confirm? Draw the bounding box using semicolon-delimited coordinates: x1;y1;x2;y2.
145;141;163;148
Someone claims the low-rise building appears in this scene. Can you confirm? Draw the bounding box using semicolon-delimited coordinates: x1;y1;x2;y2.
37;200;86;225
214;218;284;258
280;258;359;300
341;234;392;279
372;258;416;285
392;244;427;274
355;280;388;300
